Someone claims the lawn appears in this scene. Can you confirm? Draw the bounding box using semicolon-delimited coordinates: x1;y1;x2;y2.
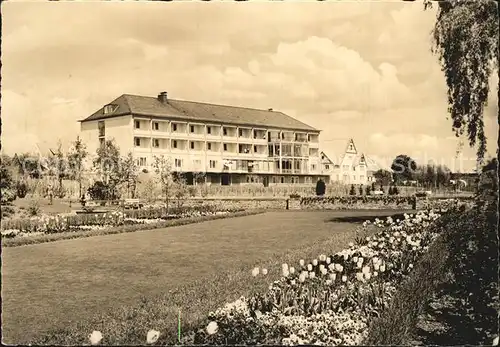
1;209;411;345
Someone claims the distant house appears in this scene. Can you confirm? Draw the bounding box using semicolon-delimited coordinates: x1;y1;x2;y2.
320;138;386;185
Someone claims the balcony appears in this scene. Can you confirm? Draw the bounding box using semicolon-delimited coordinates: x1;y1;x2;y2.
253;129;267;143
222;126;238;141
151;120;170;133
295;133;308;142
188;123;206;140
238;144;253;156
238;127;252;140
206;125;221;139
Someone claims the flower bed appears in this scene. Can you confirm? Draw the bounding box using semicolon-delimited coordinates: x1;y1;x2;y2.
0;207;244;239
182;205;467;346
300;196;414;210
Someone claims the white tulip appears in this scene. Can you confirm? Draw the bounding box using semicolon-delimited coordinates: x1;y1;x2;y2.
206;321;218;335
146;330;160;344
89;331;103;346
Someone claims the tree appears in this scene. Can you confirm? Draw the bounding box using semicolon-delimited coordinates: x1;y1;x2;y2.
429;0;499;162
120;152;139;198
373;169;393;187
93;139;121;200
0;157;16;204
67;136;88;197
391;155;417;183
359;185;364;196
366;185;372;196
153;155;176;211
315;179;326;196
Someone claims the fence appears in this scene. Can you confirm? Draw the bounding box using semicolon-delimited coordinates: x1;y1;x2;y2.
18;178;476;200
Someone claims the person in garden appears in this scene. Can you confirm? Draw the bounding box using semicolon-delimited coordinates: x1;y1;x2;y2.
47;182;54;205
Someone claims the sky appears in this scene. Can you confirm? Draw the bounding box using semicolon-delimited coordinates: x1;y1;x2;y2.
1;0;498;172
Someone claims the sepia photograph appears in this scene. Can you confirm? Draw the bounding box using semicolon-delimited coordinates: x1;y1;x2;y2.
0;0;499;346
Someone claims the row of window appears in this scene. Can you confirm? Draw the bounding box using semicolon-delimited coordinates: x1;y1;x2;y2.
324;164;365;171
135;157;219;169
335;174;366;181
135;138;315;156
134;120;316;141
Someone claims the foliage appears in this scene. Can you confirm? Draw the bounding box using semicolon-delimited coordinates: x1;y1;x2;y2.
373;170;393;187
16;180;28;198
300;195;414;208
1;206;249;239
391;155;417;183
28;200;41;217
349;184;356;196
414;164;452;189
366;185;372;196
187;208;457;345
93;139;122;200
67;136;88;197
430;0;499;161
153;156;177;210
87;181;110;201
120;152;139;199
315;179;326;196
1;157;16;204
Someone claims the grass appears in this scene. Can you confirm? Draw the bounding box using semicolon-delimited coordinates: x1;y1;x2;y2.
1;209;407;345
1;210;264;248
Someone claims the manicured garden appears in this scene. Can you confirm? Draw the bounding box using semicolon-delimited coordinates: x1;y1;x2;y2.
2;209;408;344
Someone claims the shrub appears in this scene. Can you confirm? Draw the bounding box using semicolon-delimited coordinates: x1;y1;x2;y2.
349;185;356;196
366;186;372;196
87;181;110;201
16;181;28;198
315;180;326;196
28;200;41;216
359;185;364;196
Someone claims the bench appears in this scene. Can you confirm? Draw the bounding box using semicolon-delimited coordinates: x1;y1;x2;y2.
123;199;143;209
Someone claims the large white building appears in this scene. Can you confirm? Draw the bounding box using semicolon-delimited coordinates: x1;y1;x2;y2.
79;92;330;186
320;138;386;185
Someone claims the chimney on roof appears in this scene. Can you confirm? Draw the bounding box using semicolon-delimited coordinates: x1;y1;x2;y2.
268;108;273;111
158;91;168;104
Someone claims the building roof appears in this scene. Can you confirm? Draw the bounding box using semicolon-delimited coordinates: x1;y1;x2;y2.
322;138;388;172
80;94;319;132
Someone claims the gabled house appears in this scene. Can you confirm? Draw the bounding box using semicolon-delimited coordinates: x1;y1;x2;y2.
321;138;384;185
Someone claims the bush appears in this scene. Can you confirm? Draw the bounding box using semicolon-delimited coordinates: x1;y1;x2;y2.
16;181;28;198
315;179;326;196
87;181;110;201
28;200;41;216
349;185;356;196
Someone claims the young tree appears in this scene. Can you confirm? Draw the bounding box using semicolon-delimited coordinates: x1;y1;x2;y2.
121;152;139;198
359;185;364;196
93;139;121;200
68;136;88;198
153;155;176;211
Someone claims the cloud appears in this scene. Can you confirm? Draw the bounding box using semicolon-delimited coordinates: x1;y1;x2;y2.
1;1;497;173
